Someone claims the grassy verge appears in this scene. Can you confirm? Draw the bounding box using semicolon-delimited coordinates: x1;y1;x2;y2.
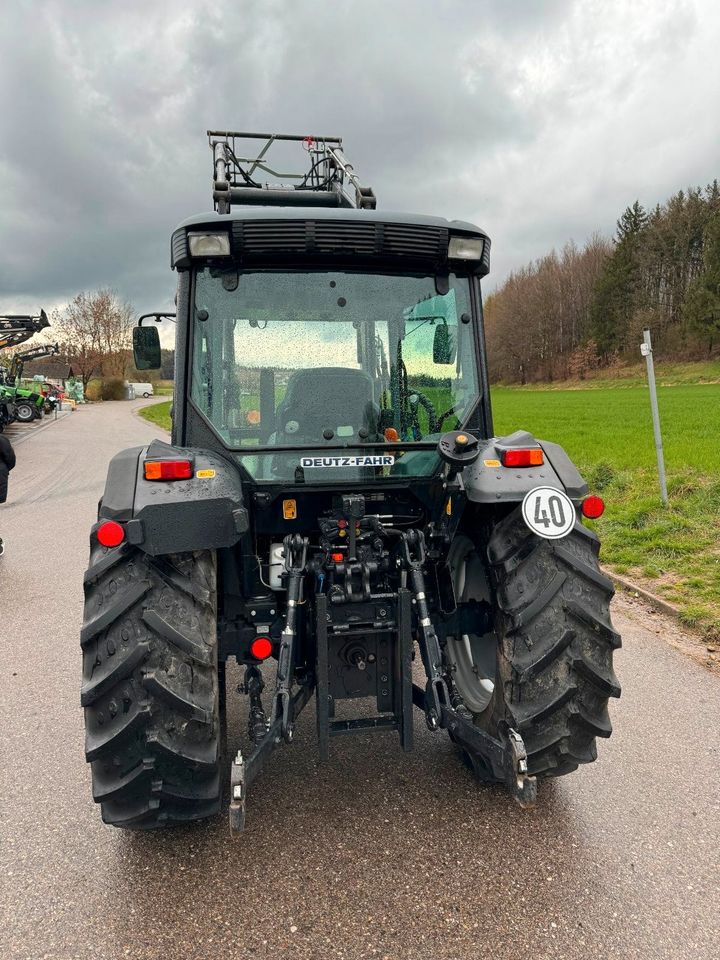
139;399;172;431
492;383;720;638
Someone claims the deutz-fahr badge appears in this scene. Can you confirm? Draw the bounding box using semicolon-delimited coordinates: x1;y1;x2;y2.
301;455;394;468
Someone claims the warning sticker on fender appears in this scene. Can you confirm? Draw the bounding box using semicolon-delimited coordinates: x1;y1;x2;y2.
300;455;395;468
521;486;575;540
196;469;216;478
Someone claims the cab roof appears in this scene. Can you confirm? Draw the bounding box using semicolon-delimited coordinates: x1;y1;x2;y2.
177;206;489;240
172;208;491;274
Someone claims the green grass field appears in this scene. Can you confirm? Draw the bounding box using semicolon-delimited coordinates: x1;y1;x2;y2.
140;375;720;637
492;383;720;636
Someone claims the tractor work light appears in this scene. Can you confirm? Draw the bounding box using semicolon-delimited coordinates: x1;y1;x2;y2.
187;232;231;257
501;448;544;468
250;637;273;661
144;459;193;481
448;235;484;260
581;495;605;519
96;520;125;547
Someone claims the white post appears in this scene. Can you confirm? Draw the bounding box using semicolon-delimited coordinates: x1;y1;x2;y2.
640;329;668;506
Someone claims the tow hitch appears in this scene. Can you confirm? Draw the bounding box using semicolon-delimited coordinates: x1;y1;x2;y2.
228;523;535;834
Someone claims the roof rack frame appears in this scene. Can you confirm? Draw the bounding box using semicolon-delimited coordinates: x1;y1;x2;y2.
207;131;376;214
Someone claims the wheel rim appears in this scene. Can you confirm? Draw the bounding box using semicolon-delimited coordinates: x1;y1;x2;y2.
447;535;496;714
16;405;33;422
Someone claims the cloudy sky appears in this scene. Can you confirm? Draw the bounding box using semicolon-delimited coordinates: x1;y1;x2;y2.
1;0;719;324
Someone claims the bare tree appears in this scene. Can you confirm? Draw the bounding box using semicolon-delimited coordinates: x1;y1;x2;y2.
53;289;135;387
485;235;611;383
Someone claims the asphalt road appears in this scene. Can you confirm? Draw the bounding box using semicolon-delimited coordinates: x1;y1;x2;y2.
1;400;719;960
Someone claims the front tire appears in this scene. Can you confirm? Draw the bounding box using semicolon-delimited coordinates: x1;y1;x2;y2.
81;543;221;828
450;505;621;779
14;402;35;423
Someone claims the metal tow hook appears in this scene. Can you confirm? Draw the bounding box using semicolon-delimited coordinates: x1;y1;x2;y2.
229;749;246;833
505;728;537;808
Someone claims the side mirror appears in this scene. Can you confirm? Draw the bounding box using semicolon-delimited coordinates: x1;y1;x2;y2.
433;323;457;364
133;326;161;370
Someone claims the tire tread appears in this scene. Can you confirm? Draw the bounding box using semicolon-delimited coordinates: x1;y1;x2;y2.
81;544;220;829
482;505;620;779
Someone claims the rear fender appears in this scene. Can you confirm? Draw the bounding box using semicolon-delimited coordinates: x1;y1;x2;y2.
98;439;248;556
463;430;588;504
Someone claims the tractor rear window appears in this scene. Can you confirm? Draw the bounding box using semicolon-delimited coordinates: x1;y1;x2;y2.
190;267;480;481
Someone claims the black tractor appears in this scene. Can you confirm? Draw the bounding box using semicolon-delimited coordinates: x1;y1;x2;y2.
81;132;620;831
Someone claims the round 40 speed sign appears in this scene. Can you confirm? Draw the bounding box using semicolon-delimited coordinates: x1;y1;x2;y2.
521;486;576;540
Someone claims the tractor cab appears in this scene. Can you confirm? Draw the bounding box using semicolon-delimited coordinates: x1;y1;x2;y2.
134;134;492;488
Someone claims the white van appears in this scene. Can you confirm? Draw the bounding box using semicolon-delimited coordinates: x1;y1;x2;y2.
128;382;154;398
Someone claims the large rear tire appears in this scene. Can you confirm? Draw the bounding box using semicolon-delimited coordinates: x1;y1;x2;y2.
81;542;221;828
450;505;621;779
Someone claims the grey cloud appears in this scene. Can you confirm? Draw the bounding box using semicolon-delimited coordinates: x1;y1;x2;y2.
0;0;718;319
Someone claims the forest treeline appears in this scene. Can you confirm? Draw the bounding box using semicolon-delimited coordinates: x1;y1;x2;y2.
484;180;720;382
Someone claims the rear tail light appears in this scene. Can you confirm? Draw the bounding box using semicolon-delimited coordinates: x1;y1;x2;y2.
96;520;125;547
501;448;544;468
144;459;193;481
250;637;273;661
581;495;605;519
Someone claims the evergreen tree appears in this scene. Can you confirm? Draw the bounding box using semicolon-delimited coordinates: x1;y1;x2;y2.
683;212;720;354
590;201;647;354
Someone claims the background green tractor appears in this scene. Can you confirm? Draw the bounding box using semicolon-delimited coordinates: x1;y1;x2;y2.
0;315;53;426
6;385;45;423
2;344;60;423
82;132;620;833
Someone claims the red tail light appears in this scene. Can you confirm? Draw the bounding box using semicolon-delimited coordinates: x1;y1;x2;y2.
581;495;605;519
501;448;544;468
250;637;273;661
144;459;193;481
96;520;125;547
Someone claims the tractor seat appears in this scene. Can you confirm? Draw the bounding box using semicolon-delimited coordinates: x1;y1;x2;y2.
275;367;379;443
